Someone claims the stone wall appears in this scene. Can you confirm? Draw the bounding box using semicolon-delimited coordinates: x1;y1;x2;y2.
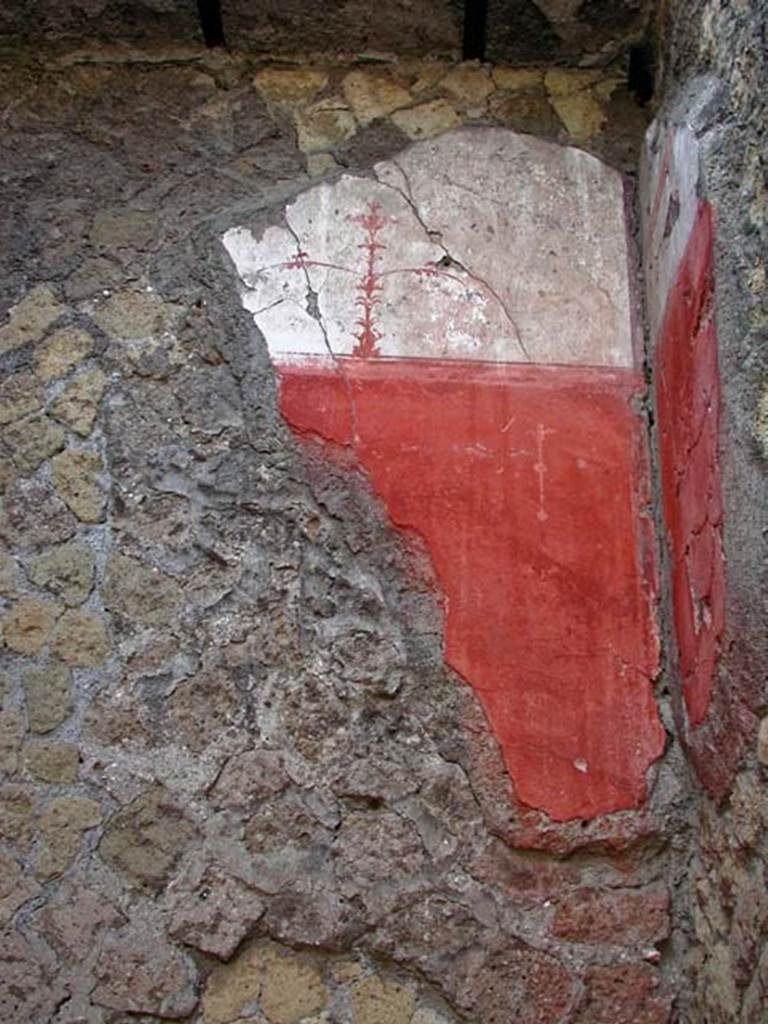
0;44;695;1024
0;0;655;67
642;1;768;1020
2;3;763;1019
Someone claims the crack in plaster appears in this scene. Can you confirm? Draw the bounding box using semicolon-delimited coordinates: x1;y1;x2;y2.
378;159;532;362
283;219;361;447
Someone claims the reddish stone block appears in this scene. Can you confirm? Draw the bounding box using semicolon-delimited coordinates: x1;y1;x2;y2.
451;944;578;1024
683;669;754;802
552;885;670;946
575;964;673;1024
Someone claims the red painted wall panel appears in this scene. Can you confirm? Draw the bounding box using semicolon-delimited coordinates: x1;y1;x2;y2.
279;358;664;820
225;131;667;822
655;203;725;727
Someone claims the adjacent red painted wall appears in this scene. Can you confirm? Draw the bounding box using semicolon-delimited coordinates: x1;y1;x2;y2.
278;357;664;821
655;203;725;727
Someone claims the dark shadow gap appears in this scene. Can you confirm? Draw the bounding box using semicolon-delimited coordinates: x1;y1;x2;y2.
463;0;488;61
628;42;655;106
197;0;225;48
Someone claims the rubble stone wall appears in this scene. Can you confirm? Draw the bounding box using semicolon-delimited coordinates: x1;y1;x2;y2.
0;45;694;1024
3;1;763;1018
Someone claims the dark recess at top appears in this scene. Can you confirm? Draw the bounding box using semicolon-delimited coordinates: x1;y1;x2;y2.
197;0;225;47
0;0;653;68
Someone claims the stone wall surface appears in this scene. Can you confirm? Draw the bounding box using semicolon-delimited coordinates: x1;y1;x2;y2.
0;41;694;1024
645;1;768;1020
0;0;654;67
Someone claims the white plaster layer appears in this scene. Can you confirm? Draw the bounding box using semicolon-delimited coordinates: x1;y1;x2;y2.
223;128;635;368
641;120;701;341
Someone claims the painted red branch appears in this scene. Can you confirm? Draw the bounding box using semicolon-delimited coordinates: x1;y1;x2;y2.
348;201;388;358
277;253;354;276
264;200;527;361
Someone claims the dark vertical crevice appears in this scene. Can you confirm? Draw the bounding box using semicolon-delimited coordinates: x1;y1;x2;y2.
197;0;225;48
628;42;655;106
462;0;488;61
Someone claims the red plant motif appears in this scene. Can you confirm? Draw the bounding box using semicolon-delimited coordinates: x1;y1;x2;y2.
284;251;311;270
347;201;388;357
276;200;393;359
270;198;526;361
